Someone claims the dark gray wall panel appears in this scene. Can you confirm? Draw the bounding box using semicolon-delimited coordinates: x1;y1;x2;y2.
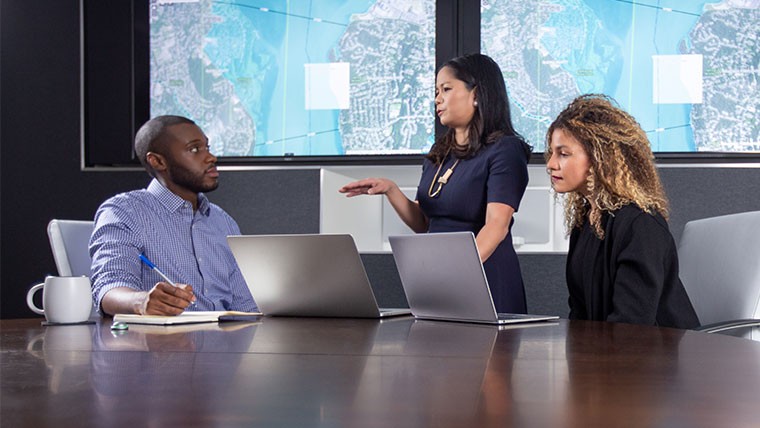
361;254;409;309
520;254;569;317
661;168;760;243
210;170;321;235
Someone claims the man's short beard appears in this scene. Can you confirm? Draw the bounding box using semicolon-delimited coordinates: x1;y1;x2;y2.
166;161;218;194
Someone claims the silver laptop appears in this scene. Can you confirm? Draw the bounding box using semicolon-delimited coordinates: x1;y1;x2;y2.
389;232;559;325
227;234;411;318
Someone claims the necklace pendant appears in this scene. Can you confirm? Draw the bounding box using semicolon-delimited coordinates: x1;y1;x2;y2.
438;168;454;184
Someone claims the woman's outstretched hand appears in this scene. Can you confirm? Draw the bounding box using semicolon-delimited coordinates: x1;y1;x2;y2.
338;178;398;197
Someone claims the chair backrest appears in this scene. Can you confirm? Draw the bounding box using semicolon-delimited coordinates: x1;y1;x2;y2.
47;219;95;277
678;211;760;339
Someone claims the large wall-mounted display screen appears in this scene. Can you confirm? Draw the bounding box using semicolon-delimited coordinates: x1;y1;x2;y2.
82;0;757;166
481;0;758;154
149;0;436;158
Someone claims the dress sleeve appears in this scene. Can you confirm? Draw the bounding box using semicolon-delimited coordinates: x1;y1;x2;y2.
415;159;432;203
486;138;529;211
607;213;670;325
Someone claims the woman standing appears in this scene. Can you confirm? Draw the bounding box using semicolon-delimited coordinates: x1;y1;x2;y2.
339;53;531;314
545;94;699;328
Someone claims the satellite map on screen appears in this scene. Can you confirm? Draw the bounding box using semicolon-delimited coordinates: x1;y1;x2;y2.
149;0;436;157
482;0;759;152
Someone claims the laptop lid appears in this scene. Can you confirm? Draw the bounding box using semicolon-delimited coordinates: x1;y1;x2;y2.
227;234;410;318
389;232;558;325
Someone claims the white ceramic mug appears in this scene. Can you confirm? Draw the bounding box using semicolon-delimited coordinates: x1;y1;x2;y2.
27;276;93;324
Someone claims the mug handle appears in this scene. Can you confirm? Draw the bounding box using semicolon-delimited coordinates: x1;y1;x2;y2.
25;332;46;360
26;283;45;315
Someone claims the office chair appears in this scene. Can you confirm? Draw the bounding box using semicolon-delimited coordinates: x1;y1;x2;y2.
47;219;99;318
678;211;760;340
47;219;95;277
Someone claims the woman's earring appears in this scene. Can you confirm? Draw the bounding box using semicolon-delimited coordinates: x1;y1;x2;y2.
473;101;478;107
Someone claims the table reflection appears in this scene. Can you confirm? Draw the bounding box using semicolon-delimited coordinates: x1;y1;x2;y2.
12;316;760;427
25;324;94;394
89;321;257;427
561;322;690;428
345;320;565;427
222;317;391;425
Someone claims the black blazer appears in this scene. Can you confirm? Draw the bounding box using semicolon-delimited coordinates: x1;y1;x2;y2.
567;204;700;329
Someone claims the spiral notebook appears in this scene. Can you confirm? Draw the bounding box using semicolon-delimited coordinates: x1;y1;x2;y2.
113;311;262;325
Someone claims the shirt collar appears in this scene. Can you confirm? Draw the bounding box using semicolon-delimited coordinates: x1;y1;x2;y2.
147;179;211;216
197;193;211;216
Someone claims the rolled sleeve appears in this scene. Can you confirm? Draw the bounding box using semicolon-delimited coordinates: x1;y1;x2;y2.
90;180;258;312
89;199;145;311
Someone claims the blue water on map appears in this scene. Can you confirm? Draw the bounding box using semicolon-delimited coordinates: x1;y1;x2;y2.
583;0;710;151
207;0;373;156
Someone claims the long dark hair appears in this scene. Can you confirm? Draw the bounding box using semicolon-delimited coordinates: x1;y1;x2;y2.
427;53;530;163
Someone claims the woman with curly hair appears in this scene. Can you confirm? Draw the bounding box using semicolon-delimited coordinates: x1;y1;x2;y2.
546;94;699;328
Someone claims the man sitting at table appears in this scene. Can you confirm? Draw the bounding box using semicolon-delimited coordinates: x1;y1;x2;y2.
89;115;257;316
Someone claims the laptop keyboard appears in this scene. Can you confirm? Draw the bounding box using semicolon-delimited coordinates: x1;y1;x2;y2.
497;313;543;319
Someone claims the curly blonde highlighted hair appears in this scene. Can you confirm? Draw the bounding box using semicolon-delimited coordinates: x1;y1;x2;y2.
545;94;669;239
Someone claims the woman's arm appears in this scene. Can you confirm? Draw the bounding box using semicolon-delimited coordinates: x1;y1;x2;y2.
478;138;527;263
339;178;428;233
607;213;670;325
475;202;515;262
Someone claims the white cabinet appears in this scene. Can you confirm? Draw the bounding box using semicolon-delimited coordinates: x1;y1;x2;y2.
320;165;569;253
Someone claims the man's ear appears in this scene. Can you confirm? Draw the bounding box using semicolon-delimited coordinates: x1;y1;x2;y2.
146;152;168;172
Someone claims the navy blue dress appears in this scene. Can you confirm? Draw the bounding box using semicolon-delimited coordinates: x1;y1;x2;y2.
416;136;529;313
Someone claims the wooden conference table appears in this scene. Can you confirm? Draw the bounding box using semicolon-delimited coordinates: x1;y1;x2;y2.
2;316;760;427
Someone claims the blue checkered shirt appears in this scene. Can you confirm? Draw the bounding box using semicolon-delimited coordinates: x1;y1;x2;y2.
90;179;257;312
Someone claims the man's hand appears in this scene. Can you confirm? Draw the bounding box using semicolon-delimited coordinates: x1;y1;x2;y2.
141;282;196;315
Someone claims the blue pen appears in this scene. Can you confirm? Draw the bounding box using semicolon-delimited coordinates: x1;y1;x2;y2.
139;253;196;305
